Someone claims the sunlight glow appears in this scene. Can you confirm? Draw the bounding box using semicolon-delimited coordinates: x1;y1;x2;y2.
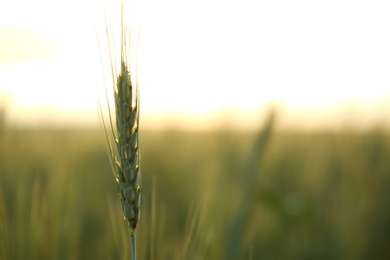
0;0;390;129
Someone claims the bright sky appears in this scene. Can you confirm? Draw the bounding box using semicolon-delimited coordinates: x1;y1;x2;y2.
0;0;390;130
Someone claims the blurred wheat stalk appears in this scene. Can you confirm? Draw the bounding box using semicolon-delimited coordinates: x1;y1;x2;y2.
97;1;141;259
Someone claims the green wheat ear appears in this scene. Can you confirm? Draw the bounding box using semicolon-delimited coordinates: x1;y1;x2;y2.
97;2;141;259
114;61;141;232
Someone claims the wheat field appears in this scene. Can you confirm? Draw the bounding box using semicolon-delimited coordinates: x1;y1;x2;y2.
0;123;390;259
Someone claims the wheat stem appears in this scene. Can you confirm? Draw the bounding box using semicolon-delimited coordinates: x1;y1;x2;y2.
129;226;136;260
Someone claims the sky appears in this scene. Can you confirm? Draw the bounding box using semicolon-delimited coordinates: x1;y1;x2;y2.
0;0;390;130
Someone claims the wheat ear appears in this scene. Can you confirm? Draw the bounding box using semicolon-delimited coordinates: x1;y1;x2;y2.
97;2;141;259
115;60;141;230
115;60;141;259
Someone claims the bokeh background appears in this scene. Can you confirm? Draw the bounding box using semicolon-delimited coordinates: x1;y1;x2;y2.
1;0;390;259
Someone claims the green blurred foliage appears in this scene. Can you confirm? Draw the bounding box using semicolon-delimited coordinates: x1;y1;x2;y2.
0;126;390;259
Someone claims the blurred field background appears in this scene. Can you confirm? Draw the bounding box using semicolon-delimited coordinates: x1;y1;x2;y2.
1;111;390;259
2;0;390;259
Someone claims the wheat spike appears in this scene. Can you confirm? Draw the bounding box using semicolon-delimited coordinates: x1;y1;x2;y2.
114;61;141;231
96;2;141;258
